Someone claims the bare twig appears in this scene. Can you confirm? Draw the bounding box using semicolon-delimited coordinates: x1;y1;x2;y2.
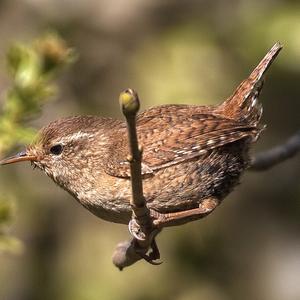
250;130;300;171
112;89;161;270
119;89;151;227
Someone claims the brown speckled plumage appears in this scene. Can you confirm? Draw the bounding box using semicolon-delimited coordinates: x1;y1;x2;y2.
8;43;282;225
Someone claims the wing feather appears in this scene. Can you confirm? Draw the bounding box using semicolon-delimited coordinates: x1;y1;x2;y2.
104;105;258;178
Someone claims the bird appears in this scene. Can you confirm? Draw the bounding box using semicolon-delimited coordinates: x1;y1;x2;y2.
0;43;282;228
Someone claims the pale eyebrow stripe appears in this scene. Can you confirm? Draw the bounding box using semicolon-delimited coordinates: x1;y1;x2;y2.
54;131;93;144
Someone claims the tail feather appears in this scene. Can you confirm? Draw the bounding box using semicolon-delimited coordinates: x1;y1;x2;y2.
216;43;282;126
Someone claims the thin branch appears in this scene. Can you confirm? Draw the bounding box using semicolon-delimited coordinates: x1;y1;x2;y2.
119;89;150;224
250;130;300;171
112;89;161;270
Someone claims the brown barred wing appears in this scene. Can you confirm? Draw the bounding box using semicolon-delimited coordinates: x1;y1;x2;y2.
103;105;258;178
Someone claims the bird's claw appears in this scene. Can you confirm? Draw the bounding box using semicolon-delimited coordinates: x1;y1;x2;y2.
138;239;163;265
128;218;147;241
139;252;163;265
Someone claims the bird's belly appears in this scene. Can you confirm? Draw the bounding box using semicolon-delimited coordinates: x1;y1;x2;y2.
84;202;131;224
75;188;132;224
144;144;250;213
77;144;250;224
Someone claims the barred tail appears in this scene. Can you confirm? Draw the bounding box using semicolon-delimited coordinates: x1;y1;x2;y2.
216;43;282;126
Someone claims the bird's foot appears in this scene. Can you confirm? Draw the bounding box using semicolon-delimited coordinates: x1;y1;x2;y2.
128;217;147;241
137;239;162;265
128;215;163;265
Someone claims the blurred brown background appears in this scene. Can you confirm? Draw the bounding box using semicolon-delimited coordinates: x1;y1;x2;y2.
0;0;300;299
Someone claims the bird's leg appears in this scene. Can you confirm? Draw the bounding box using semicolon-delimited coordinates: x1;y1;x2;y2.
151;197;219;228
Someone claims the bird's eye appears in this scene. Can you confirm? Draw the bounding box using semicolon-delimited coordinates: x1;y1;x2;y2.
50;144;63;155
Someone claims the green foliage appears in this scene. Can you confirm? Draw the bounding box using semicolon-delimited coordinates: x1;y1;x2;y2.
0;33;75;253
0;32;76;154
0;198;23;254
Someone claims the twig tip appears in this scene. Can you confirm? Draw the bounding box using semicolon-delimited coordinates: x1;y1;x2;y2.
119;88;140;116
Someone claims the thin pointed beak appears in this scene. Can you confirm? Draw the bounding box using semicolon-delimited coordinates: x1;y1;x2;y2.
0;151;38;165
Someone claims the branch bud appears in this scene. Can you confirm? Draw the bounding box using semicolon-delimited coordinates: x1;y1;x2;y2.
119;88;140;116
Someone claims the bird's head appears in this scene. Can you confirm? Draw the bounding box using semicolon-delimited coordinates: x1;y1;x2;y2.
0;116;114;189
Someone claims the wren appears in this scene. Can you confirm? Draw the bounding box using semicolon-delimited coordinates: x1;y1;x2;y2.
0;43;282;228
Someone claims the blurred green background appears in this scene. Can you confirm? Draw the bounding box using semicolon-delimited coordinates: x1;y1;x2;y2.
0;0;300;299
